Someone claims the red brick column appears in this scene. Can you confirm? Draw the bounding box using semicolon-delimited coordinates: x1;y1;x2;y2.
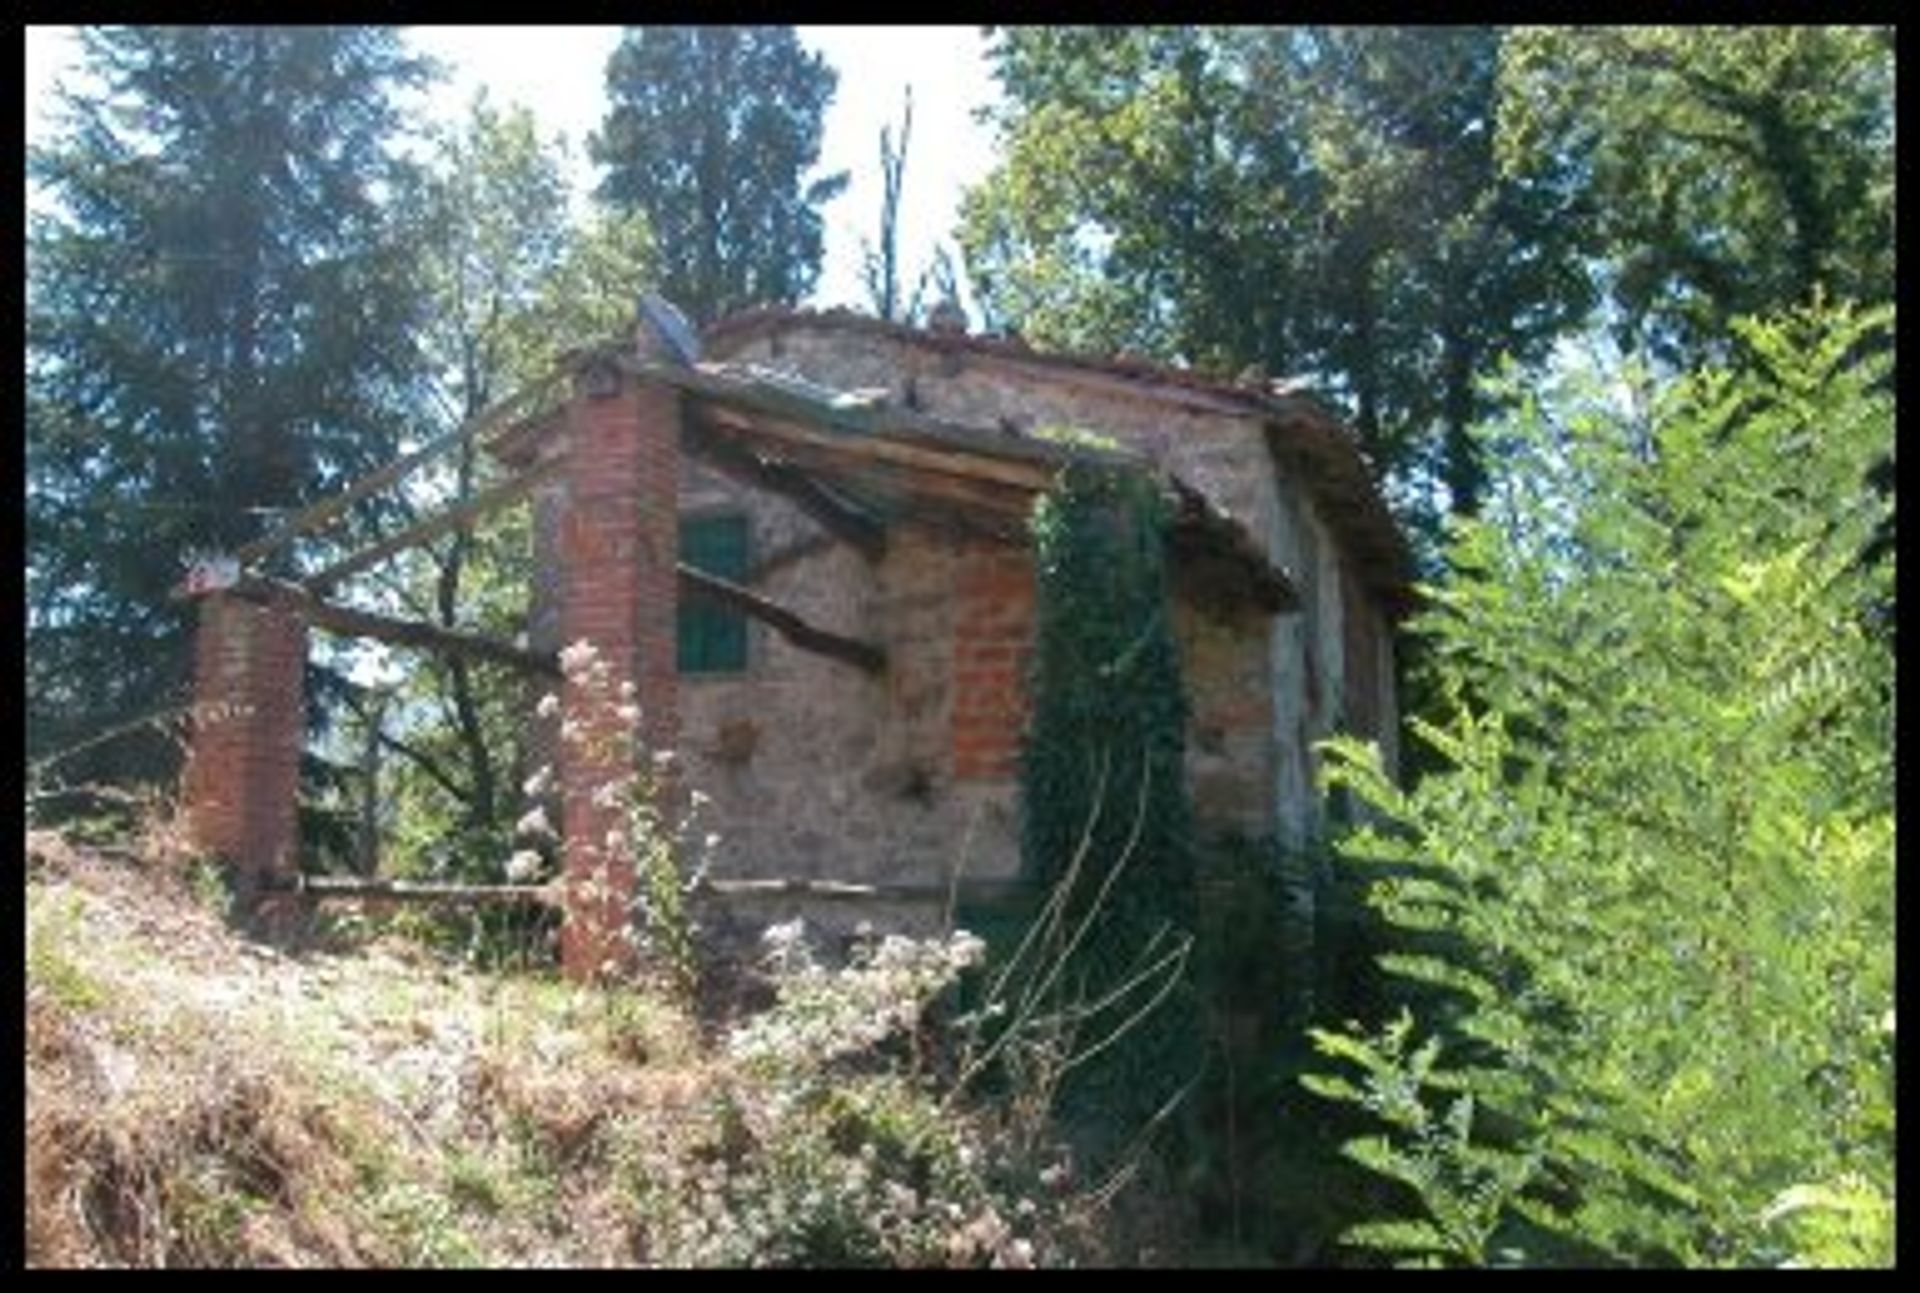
952;541;1036;781
556;356;681;981
180;594;308;933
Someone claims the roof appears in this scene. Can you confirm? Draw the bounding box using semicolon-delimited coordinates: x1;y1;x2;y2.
493;347;1298;616
703;307;1416;618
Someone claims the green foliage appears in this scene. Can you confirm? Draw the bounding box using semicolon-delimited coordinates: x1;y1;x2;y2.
591;26;847;325
1306;303;1895;1266
1499;26;1894;370
27;25;432;791
28;890;110;1012
1304;1013;1541;1267
1019;463;1200;1146
962;26;1592;535
367;97;659;894
1760;1171;1895;1269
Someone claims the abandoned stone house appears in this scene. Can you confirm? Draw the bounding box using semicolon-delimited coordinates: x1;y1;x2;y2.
495;307;1413;942
177;299;1411;978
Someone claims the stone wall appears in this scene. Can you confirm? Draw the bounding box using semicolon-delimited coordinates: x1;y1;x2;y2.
708;326;1376;849
667;486;1026;891
510;324;1401;940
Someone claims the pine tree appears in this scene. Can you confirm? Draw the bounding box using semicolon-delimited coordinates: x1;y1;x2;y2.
589;26;847;325
27;26;433;790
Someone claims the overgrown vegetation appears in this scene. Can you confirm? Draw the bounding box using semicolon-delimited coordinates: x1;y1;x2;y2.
25;828;1106;1268
26;23;1897;1270
1305;303;1895;1267
1016;462;1200;1155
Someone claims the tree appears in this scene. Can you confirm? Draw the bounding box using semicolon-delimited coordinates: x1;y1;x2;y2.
352;98;659;880
1498;26;1895;371
589;26;847;326
27;25;432;793
362;95;575;849
860;86;920;323
960;26;1592;541
1306;304;1895;1266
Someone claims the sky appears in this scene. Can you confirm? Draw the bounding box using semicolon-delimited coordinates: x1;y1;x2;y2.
23;24;1003;318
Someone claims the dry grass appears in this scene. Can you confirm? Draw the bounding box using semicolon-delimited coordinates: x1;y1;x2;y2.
24;826;1138;1269
25;829;721;1268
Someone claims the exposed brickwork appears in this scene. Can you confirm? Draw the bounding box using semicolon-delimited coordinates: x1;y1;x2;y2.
951;540;1035;782
556;360;681;981
180;594;308;931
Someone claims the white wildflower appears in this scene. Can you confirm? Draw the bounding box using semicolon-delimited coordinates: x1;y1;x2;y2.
949;930;988;969
619;679;637;699
506;850;543;883
652;749;677;766
615;703;642;725
592;780;626;811
559;639;599;673
515;805;555;840
535;692;561;718
703;833;721;849
522;766;553;798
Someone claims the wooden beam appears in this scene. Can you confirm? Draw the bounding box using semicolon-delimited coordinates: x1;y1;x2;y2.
695;876;1035;905
700;406;1047;516
677;563;886;675
280;876;563;906
303;457;559;594
633;358;1074;490
633;355;1148;472
683;412;887;561
230;575;560;678
229;367;568;569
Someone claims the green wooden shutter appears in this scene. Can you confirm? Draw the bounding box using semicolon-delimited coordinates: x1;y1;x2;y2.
678;514;749;673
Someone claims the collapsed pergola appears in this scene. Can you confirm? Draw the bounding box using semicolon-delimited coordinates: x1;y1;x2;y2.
175;307;1295;981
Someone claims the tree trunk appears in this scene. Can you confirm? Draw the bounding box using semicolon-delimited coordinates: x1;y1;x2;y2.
1440;331;1484;519
437;411;497;830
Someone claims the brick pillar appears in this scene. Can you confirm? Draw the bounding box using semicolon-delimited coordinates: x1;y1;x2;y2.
556;354;680;982
180;594;308;935
952;540;1036;781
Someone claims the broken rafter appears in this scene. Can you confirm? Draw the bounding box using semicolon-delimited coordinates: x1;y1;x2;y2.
631;356;1095;486
699;406;1045;518
303;457;560;594
707;402;1056;491
230;574;560;679
683;412;887;562
228;367;568;570
677;563;886;675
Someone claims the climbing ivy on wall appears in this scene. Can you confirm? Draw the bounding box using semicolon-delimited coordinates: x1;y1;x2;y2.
1019;458;1199;1139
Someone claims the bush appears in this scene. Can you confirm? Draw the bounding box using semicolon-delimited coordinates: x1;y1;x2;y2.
635;921;1075;1267
1306;304;1895;1267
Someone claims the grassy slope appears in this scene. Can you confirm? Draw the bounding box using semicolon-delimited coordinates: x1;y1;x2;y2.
25;829;717;1267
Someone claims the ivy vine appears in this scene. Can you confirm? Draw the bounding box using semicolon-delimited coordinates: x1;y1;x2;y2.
1019;458;1200;1139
